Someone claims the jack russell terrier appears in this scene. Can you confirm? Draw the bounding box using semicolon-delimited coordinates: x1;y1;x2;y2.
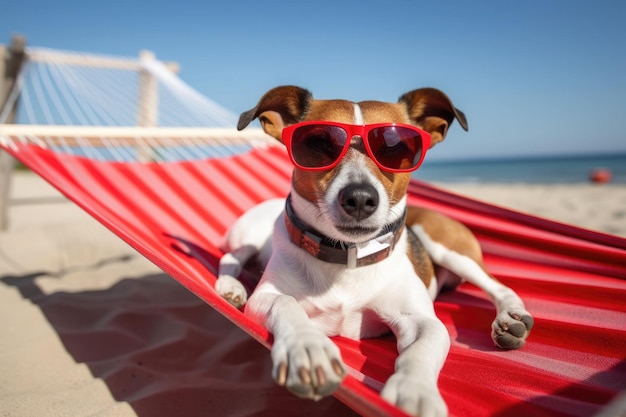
216;86;533;416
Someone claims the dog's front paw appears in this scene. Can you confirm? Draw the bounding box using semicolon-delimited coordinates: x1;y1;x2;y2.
271;327;346;400
381;372;447;417
491;309;534;349
215;275;247;308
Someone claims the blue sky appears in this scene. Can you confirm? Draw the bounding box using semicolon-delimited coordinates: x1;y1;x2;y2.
2;0;626;161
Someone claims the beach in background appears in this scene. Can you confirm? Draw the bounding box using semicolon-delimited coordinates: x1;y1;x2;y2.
1;168;624;417
433;182;626;238
420;153;626;238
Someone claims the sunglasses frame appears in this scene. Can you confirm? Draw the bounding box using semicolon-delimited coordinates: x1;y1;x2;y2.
282;121;431;173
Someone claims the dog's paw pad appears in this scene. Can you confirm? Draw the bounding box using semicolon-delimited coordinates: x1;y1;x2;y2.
215;275;247;308
492;310;534;349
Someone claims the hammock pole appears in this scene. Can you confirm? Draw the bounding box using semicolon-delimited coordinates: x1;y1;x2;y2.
136;50;180;162
0;35;26;230
137;50;158;128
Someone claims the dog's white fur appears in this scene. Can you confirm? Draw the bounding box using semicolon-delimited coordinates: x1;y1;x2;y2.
216;87;532;417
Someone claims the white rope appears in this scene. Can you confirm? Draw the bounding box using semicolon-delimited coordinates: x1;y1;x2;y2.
30;61;55;124
15;63;37;123
141;58;238;127
39;60;73;125
0;47;272;162
69;64;137;125
47;59;90;125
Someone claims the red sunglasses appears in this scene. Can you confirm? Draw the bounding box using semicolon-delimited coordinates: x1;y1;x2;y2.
282;121;431;173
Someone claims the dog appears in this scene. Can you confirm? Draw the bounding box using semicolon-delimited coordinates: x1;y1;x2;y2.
216;86;533;416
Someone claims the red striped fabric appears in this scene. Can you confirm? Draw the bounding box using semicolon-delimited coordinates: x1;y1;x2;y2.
5;143;626;417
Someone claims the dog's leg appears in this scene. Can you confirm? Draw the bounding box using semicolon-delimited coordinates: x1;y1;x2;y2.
217;245;258;307
381;314;450;417
412;220;533;349
217;199;284;308
444;254;533;349
246;291;346;400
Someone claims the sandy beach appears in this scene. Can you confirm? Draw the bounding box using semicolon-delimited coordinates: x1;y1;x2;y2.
1;171;624;417
434;182;626;238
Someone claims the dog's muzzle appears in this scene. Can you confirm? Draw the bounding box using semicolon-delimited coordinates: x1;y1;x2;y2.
284;194;406;268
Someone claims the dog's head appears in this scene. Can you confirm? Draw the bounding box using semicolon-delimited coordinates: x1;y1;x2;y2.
238;86;468;243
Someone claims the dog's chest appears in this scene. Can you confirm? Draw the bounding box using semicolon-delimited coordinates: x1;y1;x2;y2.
269;215;423;339
301;297;390;339
296;267;395;339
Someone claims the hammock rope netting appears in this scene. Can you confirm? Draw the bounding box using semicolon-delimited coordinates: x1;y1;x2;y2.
1;48;624;417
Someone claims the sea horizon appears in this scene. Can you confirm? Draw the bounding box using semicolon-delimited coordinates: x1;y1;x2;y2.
416;151;626;184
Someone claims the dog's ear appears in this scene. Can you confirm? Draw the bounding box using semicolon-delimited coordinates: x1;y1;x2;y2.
398;88;468;147
237;86;313;140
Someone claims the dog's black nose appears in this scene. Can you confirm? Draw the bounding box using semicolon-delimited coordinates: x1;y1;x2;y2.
339;183;379;221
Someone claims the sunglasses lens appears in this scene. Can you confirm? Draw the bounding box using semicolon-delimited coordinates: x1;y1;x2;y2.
290;125;348;168
367;126;423;171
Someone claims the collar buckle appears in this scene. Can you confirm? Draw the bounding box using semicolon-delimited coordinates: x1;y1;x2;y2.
347;232;395;268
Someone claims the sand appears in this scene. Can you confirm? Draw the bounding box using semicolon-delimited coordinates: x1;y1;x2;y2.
434;182;626;238
1;171;624;417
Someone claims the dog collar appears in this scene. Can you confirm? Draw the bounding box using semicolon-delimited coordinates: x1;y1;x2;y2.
284;195;406;268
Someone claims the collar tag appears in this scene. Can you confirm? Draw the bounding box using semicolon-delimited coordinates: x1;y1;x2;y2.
347;232;394;269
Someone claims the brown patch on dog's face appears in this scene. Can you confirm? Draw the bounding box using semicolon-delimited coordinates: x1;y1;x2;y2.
358;101;412;125
305;99;357;123
370;166;411;206
292;169;336;204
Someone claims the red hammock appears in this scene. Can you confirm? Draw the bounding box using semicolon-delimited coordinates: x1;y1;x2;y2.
5;143;626;417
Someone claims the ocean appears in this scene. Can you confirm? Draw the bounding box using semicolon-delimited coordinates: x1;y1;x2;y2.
414;153;626;184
